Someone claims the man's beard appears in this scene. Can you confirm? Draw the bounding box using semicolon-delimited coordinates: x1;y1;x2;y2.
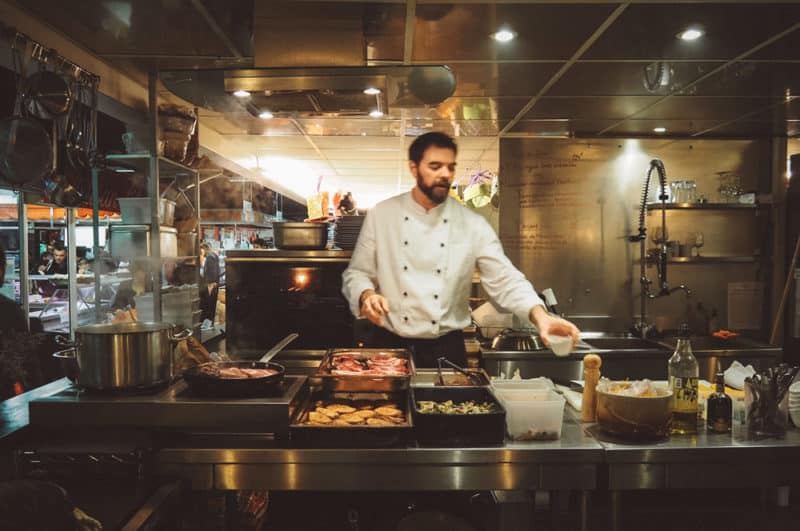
416;174;450;204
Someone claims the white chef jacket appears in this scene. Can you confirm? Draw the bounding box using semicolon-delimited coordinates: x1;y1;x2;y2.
342;191;545;339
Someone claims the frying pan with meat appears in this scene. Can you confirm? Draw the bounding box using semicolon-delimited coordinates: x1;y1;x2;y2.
183;333;298;397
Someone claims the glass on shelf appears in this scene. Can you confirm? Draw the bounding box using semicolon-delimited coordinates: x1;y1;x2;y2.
716;171;743;203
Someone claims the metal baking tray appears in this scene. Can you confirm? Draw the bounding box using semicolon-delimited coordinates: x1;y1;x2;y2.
314;348;415;392
412;368;491;387
411;387;506;447
290;390;412;448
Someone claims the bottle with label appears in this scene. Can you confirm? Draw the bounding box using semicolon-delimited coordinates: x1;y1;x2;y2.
668;324;699;435
707;372;732;433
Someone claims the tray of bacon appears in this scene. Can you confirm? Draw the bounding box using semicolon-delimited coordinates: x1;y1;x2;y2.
314;348;415;392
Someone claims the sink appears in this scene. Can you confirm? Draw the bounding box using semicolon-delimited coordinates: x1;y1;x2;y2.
581;333;667;351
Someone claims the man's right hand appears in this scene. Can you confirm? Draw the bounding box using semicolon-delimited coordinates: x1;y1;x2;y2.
359;289;390;327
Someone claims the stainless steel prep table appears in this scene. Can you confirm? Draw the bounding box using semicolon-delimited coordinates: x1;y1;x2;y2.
595;426;800;531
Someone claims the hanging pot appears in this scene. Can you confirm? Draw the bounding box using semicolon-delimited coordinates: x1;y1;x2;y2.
0;115;53;186
23;70;72;120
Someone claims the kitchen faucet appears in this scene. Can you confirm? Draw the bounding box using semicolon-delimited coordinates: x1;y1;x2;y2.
629;159;691;338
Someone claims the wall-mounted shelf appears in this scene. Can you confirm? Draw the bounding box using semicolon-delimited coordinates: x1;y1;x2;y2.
646;202;765;210
105;154;195;179
668;256;762;264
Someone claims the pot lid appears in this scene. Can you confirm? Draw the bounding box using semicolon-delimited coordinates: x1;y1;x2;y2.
76;321;173;334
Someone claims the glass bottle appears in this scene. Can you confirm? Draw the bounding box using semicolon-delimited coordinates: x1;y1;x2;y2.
707;372;732;433
668;324;699;435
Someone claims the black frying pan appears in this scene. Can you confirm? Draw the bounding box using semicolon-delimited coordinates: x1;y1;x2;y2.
183;333;298;398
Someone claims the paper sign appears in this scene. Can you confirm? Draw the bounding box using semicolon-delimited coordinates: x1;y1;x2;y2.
727;282;763;330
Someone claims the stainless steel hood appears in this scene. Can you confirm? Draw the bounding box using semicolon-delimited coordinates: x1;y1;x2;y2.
160;65;456;118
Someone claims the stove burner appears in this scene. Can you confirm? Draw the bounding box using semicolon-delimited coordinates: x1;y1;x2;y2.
64;380;171;396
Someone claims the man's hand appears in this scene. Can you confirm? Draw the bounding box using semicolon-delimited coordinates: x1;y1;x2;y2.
359;289;390;327
207;282;217;295
529;305;580;349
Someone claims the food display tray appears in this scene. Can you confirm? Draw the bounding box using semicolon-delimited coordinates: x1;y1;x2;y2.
411;387;506;447
411;368;491;387
314;348;415;392
290;390;412;448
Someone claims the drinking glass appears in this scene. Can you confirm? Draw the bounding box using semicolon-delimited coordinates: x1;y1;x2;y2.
693;232;704;257
651;225;669;244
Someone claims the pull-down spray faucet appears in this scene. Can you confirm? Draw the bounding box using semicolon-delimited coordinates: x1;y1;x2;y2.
629;159;691;338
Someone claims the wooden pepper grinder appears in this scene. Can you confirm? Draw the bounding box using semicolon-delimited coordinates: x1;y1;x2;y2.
581;353;602;422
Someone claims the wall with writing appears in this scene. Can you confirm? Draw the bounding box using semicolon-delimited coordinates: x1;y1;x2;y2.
498;138;772;333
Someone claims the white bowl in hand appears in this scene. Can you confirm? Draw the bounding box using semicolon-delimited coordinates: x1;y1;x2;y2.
546;334;573;357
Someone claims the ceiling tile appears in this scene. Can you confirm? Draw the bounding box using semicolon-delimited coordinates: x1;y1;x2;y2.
636;97;783;121
412;3;617;61
449;63;562;98
749;27;800;60
296;118;402;136
527;96;662;120
584;3;800;61
549;62;722;97
691;62;800;98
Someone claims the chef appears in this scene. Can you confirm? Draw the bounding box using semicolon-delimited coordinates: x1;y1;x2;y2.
342;132;580;367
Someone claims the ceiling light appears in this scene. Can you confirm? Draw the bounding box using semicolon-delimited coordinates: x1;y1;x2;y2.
233;90;251;98
363;87;381;95
259;110;274;120
369;109;384;118
492;28;516;43
653;127;667;133
678;27;704;41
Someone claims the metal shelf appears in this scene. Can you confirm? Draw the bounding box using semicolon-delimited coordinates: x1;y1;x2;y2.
667;256;762;264
105;154;196;178
646;202;765;210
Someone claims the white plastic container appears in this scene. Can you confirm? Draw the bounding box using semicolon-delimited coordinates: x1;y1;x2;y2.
491;377;553;393
495;388;566;441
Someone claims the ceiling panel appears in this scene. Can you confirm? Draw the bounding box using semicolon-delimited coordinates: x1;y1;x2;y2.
584;3;800;61
549;62;723;97
431;97;530;121
15;0;244;58
296;118;402;136
449;63;562;98
527;96;661;120
509;118;724;138
690;62;800;98
412;3;616;61
636;97;782;121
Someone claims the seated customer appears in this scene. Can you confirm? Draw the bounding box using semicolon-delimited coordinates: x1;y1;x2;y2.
111;259;152;320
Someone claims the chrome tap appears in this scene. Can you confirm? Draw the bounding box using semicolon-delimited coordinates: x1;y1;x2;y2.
629;159;690;338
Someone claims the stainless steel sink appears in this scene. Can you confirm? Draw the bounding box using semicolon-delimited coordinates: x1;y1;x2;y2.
581;332;667;351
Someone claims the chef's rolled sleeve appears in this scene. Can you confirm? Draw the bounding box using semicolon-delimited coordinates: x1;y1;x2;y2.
475;218;545;325
342;212;378;316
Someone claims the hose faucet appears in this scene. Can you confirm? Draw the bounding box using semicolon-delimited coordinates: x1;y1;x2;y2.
630;159;690;338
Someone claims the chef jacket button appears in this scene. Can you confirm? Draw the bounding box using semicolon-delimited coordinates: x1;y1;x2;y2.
440;243;445;248
404;241;408;246
434;294;439;299
403;291;408;297
404;265;408;271
436;268;441;274
444;218;448;223
404;316;408;321
404;216;409;221
431;320;436;325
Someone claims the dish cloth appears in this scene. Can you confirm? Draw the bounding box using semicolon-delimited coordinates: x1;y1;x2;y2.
724;360;756;390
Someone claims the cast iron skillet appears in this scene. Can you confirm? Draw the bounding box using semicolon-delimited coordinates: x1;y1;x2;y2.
183;333;298;398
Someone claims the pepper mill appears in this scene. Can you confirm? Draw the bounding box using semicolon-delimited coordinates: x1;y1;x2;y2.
581;353;602;422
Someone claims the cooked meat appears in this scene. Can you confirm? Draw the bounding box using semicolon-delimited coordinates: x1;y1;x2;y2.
375;406;403;417
308;411;333;424
215;366;278;379
366;417;392;426
316;407;339;419
327;404;356;414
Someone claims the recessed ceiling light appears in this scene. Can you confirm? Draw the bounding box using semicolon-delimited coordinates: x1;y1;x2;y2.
363;87;381;95
369;109;384;118
233;90;251;98
678;27;704;41
653;127;667;133
492;28;516;43
259;110;274;120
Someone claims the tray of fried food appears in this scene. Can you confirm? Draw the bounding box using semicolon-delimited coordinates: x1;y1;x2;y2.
290;391;412;448
314;348;415;392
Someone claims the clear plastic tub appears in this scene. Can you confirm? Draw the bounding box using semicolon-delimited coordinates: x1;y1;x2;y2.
491;377;553;393
494;388;565;441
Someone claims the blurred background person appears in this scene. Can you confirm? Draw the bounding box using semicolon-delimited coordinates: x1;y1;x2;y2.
199;242;219;328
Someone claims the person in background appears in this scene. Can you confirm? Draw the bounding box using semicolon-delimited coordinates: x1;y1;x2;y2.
199;242;220;327
342;132;580;367
0;243;27;335
45;243;68;275
111;259;151;321
77;258;90;274
33;252;52;274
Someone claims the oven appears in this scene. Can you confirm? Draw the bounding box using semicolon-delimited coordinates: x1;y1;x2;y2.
225;250;355;355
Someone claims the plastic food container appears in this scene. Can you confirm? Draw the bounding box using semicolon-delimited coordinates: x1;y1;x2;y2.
491;377;553;393
494;388;565;441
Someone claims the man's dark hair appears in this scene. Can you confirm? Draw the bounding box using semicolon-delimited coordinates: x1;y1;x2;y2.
53;242;66;252
200;242;211;252
408;132;457;165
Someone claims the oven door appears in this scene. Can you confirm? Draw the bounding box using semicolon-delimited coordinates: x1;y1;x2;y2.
226;256;354;352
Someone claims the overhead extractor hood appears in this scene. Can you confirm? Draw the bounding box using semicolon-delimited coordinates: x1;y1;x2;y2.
160;65;456;118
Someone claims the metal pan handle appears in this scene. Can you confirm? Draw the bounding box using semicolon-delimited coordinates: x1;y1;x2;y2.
52;348;77;359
